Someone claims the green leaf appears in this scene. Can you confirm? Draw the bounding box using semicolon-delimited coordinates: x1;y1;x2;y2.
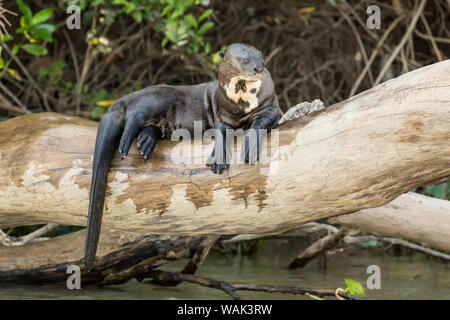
125;3;136;14
90;88;110;104
344;278;365;297
198;21;214;35
198;8;213;22
48;61;66;81
31;9;54;26
255;239;266;255
161;37;169;48
37;67;49;81
184;14;197;28
22;44;48;56
30;24;56;42
49;61;66;72
132;11;143;23
12;45;21;55
169;8;183;20
0;35;14;42
0;57;4;69
189;40;199;53
425;183;448;199
17;0;33;25
92;106;106;118
84;10;100;21
203;42;211;55
305;292;325;300
161;5;173;17
16;26;26;34
19;16;27;30
211;51;221;64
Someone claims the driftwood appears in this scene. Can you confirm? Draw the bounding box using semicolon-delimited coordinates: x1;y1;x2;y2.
0;60;449;236
343;236;450;261
330;192;450;252
226;192;450;253
288;227;349;269
0;223;58;246
0;227;203;285
144;270;366;300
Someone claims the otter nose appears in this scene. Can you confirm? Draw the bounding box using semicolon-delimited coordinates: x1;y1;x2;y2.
254;65;264;74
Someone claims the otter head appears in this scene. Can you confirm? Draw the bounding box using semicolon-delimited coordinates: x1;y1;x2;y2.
218;44;265;113
218;43;265;85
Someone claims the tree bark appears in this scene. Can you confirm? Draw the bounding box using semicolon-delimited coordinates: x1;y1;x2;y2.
329;192;450;252
288;227;349;269
0;60;449;235
0;228;202;285
225;192;450;253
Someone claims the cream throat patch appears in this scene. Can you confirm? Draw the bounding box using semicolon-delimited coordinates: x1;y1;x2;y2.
223;76;262;113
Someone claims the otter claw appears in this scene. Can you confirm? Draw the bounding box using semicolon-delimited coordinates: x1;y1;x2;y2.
207;148;229;174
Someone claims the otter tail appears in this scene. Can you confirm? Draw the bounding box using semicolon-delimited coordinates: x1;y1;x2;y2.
85;112;122;270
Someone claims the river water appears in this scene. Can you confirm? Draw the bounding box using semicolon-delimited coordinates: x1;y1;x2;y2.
1;239;449;299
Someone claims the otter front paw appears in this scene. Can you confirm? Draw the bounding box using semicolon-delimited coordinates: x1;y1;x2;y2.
119;133;135;159
137;129;157;161
210;162;229;174
241;134;260;164
206;148;229;174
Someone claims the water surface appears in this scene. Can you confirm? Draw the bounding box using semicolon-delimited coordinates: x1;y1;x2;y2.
1;239;449;299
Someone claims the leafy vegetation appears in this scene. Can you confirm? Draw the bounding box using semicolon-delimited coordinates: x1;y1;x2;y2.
344;278;365;297
0;0;219;118
0;0;56;79
306;278;365;300
64;0;215;55
424;183;449;200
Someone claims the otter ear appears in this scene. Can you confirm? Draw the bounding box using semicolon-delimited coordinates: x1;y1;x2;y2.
219;51;225;58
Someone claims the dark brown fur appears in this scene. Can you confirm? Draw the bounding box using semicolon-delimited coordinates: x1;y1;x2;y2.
85;43;280;269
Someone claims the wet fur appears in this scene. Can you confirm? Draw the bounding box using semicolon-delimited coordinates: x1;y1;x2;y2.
85;43;280;269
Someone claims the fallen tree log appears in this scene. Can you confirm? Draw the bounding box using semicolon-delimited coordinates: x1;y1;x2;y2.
0;228;202;285
226;192;450;253
329;192;450;252
1;190;448;285
0;60;449;235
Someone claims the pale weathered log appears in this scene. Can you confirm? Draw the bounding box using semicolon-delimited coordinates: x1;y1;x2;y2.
1;192;448;284
0;61;449;235
225;192;450;253
329;192;450;252
343;236;450;260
